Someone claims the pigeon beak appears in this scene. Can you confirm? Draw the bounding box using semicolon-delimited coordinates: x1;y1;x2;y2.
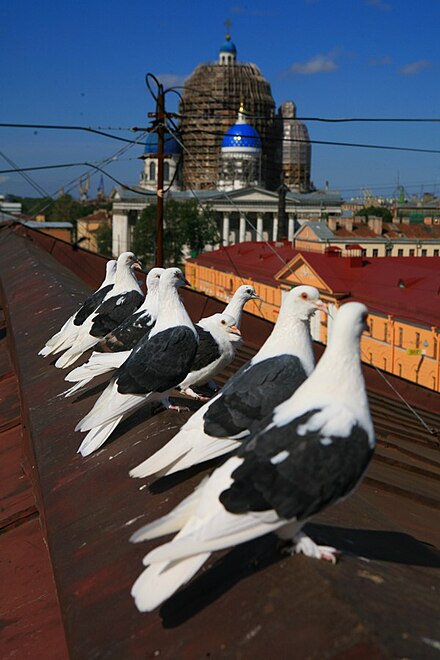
132;260;143;271
251;293;261;300
314;301;328;314
228;325;241;337
184;278;191;287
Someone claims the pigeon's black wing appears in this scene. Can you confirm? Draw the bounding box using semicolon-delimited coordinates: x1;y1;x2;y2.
190;326;222;371
220;408;374;520
73;284;114;326
89;291;144;338
116;326;199;395
103;310;155;352
204;355;308;438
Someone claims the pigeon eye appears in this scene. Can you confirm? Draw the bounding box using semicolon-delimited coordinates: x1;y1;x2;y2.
301;292;309;300
221;320;226;325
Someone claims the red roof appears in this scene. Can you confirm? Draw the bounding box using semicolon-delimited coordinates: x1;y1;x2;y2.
189;242;440;327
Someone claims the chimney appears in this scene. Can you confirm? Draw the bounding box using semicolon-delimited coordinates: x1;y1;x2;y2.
367;216;383;235
328;216;337;232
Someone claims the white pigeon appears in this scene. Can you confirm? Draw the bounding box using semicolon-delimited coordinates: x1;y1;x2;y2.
54;252;144;369
38;259;117;357
61;267;164;397
130;302;375;612
177;283;259;399
176;312;243;400
222;284;260;329
130;285;325;479
75;268;199;457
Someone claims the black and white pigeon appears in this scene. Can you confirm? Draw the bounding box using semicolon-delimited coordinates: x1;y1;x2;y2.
176;312;243;400
130;285;325;479
61;267;164;397
54;252;144;369
38;259;117;358
75;268;199;456
130;302;375;612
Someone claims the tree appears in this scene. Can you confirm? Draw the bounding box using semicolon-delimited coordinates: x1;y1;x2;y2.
355;206;392;222
96;223;113;256
133;199;220;266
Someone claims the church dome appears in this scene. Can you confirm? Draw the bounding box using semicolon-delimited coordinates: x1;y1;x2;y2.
222;106;262;152
144;132;181;155
219;38;237;55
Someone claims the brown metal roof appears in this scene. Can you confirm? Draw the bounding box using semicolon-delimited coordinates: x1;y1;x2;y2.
1;224;439;659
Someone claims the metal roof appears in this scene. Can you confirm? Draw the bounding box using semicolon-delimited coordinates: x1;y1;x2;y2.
0;224;439;659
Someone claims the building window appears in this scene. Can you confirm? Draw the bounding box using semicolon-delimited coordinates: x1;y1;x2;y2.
421;249;427;256
372;249;378;257
398;249;404;256
149;161;156;181
398;327;403;347
384;322;388;342
415;332;420;348
434;249;439;256
409;249;415;256
163;162;170;181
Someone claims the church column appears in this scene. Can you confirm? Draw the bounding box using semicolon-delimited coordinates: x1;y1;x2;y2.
256;213;263;240
288;213;295;241
222;213;230;246
272;213;278;241
112;212;129;256
239;213;246;243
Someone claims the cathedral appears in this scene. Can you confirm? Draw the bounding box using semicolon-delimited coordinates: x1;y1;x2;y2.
140;28;313;194
113;29;342;256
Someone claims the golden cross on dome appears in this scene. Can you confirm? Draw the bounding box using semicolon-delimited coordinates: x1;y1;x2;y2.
225;18;232;41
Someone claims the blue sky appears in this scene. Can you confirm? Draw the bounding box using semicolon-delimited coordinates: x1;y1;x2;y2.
1;0;440;202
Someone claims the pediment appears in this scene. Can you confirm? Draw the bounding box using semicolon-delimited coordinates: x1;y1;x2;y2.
220;187;279;203
275;254;334;293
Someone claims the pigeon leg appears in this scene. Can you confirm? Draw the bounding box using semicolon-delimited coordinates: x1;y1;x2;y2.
280;529;339;564
161;398;190;413
180;386;210;402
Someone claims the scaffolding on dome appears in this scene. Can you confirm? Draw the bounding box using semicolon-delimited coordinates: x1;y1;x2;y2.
179;63;280;191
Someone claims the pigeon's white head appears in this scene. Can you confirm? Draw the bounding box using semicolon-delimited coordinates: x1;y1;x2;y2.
105;259;117;276
234;285;260;302
333;302;369;340
146;267;165;291
117;251;142;271
160;267;190;291
200;313;242;343
284;285;327;321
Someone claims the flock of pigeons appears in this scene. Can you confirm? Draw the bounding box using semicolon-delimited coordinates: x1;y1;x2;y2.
39;251;375;613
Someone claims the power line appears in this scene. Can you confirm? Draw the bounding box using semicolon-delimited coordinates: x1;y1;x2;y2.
0;123;148;145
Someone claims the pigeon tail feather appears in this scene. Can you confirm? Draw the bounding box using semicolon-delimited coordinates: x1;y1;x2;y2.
77;417;123;456
131;553;210;612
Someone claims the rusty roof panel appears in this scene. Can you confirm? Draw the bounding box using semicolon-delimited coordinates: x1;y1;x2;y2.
0;226;439;659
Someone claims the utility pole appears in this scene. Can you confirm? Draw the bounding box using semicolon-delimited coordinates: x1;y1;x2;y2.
156;83;165;267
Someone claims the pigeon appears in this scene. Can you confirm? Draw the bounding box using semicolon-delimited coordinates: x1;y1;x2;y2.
38;259;117;357
222;285;260;329
178;283;260;398
61;267;164;397
75;268;199;457
99;267;165;352
176;312;243;401
130;302;375;612
130;285;325;479
54;252;144;369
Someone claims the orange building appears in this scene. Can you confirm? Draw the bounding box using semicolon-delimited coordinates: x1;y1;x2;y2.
185;241;440;392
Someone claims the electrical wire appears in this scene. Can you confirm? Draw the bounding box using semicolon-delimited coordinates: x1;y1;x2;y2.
0;123;148;145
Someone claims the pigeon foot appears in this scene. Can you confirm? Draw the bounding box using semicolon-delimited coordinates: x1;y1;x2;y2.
167;403;191;413
282;531;339;564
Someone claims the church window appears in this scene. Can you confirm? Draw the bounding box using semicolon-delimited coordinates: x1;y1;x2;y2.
163;162;170;181
149;162;156;181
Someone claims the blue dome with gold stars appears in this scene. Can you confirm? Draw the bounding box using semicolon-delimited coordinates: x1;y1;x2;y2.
221;105;262;152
